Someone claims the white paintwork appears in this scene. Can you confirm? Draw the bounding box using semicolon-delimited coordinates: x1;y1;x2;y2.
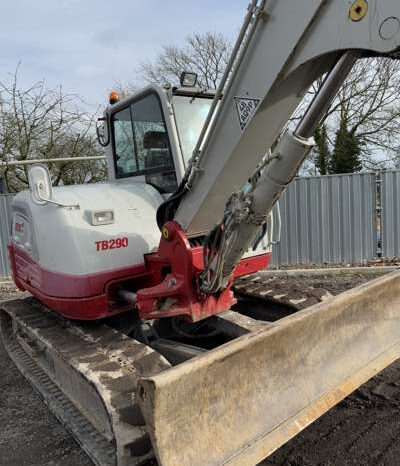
11;181;164;276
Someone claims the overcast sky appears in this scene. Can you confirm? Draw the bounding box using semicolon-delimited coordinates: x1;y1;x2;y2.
1;0;249;110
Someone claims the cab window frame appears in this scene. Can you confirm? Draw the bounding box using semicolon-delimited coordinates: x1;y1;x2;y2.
110;91;177;190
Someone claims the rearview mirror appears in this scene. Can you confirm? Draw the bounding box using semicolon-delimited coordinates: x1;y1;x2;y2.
96;117;110;147
28;164;79;209
28;164;53;205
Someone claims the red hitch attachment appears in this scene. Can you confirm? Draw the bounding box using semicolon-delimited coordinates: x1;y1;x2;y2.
136;221;236;322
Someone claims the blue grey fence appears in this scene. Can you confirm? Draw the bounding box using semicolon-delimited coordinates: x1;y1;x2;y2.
271;173;378;266
0;195;12;279
1;171;400;277
380;170;400;258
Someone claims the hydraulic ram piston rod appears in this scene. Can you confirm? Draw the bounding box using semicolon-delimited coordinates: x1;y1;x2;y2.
255;51;360;199
250;52;359;223
210;52;359;290
296;52;359;138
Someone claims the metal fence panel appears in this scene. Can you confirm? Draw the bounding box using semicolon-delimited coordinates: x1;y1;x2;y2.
272;173;377;266
381;170;400;258
0;194;13;278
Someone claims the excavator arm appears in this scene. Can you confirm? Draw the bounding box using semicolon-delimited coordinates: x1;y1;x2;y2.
173;0;400;295
139;0;400;320
172;0;400;236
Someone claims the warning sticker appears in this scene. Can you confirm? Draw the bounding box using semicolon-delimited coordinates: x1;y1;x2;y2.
234;97;260;131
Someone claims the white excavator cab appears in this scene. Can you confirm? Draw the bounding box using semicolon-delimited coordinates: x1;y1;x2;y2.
101;85;216;188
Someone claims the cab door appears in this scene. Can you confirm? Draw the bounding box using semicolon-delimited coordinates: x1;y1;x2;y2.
110;91;179;194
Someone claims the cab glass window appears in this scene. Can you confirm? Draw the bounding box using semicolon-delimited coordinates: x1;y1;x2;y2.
112;93;177;193
172;95;213;164
113;107;138;174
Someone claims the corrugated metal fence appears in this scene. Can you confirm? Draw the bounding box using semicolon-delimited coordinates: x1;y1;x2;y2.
0;195;12;278
2;171;400;277
271;173;378;265
381;170;400;258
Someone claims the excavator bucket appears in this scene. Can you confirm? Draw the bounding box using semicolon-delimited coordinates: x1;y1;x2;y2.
138;270;400;466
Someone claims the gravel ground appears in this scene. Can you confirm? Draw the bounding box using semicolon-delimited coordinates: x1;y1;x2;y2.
1;272;400;466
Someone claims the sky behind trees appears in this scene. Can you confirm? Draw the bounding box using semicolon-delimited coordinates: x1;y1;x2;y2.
1;0;248;108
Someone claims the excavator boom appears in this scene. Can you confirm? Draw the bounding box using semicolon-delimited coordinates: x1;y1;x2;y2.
173;0;400;236
151;0;400;317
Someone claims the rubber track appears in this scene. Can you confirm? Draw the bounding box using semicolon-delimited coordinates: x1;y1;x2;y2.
0;298;170;466
234;273;335;311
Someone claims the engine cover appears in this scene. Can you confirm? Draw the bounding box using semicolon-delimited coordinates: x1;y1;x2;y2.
9;181;164;319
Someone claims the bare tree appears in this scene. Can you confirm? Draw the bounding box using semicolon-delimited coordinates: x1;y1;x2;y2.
0;66;106;192
138;32;232;89
132;34;400;174
306;57;400;173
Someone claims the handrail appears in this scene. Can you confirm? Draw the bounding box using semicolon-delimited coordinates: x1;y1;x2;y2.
0;156;105;167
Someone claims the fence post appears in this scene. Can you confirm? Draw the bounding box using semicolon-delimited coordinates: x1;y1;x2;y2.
375;171;383;259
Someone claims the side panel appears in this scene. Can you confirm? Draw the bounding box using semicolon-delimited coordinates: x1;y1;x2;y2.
11;182;163;278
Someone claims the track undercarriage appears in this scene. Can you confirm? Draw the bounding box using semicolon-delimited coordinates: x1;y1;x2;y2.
2;270;400;466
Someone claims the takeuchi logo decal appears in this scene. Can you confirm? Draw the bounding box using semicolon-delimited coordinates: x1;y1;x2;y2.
234;97;260;131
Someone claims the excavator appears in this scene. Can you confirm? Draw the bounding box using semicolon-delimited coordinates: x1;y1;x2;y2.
2;1;400;465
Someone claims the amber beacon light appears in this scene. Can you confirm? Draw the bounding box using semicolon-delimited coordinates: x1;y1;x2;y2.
109;91;120;105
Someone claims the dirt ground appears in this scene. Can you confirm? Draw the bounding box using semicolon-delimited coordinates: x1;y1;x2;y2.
2;271;400;466
0;285;92;466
